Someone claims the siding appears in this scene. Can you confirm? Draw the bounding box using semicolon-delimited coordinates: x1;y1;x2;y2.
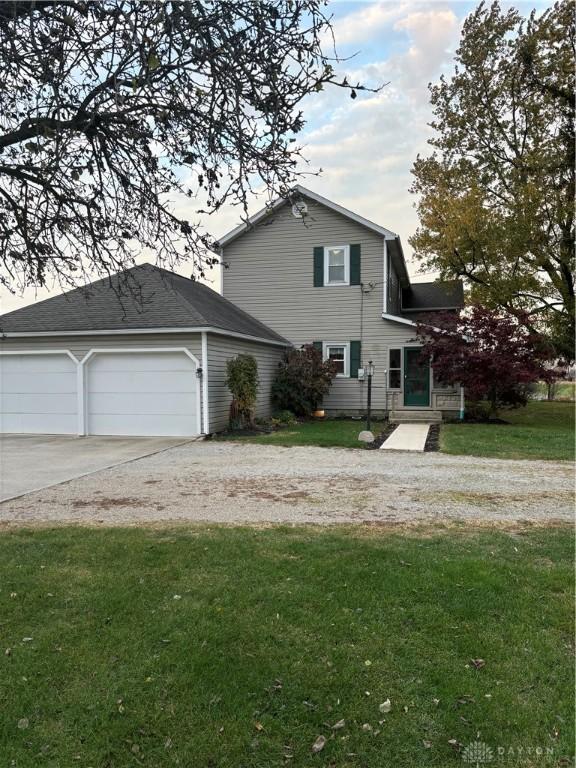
222;199;459;414
207;335;285;432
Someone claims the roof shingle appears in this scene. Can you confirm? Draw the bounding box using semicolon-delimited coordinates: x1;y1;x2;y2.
0;263;288;344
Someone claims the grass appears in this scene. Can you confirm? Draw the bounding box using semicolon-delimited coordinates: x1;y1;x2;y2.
1;524;573;767
441;401;575;461
216;418;385;449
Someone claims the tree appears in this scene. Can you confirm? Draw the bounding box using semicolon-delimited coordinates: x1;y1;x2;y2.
415;305;553;417
0;1;367;293
272;344;337;417
410;1;574;359
225;353;258;429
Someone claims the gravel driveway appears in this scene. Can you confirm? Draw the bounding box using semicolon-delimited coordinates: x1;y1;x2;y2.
1;441;573;527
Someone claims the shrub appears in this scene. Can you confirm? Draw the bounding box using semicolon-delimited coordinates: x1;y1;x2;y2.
275;409;297;425
415;305;554;417
225;354;259;429
272;345;337;417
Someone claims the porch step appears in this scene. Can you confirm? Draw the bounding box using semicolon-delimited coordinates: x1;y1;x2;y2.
390;410;442;424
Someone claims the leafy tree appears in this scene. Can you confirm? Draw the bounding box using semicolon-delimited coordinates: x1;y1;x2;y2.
410;1;574;359
416;305;553;417
225;354;258;429
272;345;337;417
0;1;366;293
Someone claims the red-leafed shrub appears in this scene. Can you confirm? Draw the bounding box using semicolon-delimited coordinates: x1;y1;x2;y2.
272;345;337;416
416;305;554;417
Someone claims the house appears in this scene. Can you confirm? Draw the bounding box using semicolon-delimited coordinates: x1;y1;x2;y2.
218;185;464;420
0;264;288;436
0;186;464;438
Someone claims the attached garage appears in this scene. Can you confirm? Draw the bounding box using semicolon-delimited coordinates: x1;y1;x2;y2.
84;350;199;437
0;352;78;434
0;263;288;437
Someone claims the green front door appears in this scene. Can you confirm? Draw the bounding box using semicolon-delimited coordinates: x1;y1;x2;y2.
403;347;430;407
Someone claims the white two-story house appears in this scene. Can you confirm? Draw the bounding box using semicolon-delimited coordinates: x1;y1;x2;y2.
218;186;464;420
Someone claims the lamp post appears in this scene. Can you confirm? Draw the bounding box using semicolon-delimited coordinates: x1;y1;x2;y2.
366;360;375;432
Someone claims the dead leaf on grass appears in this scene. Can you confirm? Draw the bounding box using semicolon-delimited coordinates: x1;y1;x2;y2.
311;735;326;753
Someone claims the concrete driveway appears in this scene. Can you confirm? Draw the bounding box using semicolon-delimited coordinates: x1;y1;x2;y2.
0;434;191;502
1;440;573;526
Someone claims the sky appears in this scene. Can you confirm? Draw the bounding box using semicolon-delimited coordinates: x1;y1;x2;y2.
0;0;552;313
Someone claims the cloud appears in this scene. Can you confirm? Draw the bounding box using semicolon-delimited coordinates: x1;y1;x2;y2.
326;2;411;47
295;5;462;272
393;9;460;99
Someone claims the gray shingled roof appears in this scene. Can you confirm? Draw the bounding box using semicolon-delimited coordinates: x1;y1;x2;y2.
0;263;288;343
401;281;464;312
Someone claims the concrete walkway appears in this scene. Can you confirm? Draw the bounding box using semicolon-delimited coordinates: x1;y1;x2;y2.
380;423;430;452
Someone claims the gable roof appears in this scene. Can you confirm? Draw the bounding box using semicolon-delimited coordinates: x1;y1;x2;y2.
217;185;399;246
0;263;288;344
217;185;410;286
401;281;464;312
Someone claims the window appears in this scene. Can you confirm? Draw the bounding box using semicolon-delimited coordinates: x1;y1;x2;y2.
389;348;401;389
324;342;349;377
324;245;350;285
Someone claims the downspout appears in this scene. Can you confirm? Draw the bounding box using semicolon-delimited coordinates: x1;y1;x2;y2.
459;385;465;421
201;331;210;435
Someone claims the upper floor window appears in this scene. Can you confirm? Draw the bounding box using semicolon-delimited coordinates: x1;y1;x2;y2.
324;245;350;286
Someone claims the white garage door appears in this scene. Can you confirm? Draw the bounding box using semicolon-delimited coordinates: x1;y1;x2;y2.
0;353;78;434
86;351;199;436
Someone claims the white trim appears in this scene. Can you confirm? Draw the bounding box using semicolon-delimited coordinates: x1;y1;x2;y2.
80;346;201;367
381;312;418;327
324;245;350;286
1;325;290;347
383;240;388;314
81;347;202;437
201;332;210;434
217;184;398;246
323;341;350;378
77;363;85;435
0;349;78;362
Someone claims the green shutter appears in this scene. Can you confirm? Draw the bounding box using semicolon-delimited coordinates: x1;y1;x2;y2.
350;244;361;285
312;341;323;354
350;340;361;378
313;246;324;287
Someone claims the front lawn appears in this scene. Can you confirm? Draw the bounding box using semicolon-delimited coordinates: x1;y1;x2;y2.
1;525;573;767
441;401;575;461
217;418;384;449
